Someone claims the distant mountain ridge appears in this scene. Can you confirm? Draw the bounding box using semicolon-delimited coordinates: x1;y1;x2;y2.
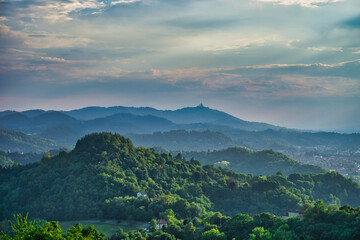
1;105;359;154
0;105;279;131
64;104;278;131
0;105;281;151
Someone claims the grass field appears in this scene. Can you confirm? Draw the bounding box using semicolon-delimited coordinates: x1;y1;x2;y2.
59;219;147;237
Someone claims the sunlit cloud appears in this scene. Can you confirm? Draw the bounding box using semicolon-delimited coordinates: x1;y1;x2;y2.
307;46;342;52
111;0;142;6
202;35;283;52
29;0;106;22
39;56;69;63
0;21;94;48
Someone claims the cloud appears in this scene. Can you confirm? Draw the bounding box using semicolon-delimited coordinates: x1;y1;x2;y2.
29;0;106;22
143;60;360;98
0;19;94;48
255;0;343;8
306;46;342;52
0;0;359;131
164;18;236;30
349;48;360;54
225;59;360;79
39;56;69;63
201;35;284;52
111;0;142;6
0;17;28;47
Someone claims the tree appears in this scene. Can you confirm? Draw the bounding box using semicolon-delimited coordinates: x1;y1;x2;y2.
183;222;196;240
0;213;36;240
248;227;272;240
110;228;129;240
149;219;157;233
154;232;176;240
165;223;182;239
201;229;226;240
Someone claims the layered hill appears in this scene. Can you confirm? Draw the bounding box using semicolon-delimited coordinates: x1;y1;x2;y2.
0;106;279;152
0;130;326;177
0;105;279;135
1;106;359;153
0;151;56;166
64;105;278;131
1;133;359;222
0;111;181;150
130;130;235;151
0;128;59;153
227;129;360;151
177;147;326;176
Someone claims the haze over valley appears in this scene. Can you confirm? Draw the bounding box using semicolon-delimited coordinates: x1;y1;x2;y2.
1;105;359;183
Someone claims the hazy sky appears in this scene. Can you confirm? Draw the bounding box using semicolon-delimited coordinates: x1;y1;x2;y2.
0;0;359;132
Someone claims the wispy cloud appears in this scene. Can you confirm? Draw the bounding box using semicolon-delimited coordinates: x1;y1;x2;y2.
111;0;142;6
39;56;69;63
29;0;106;22
149;60;360;96
306;46;342;52
255;0;343;8
0;19;94;48
202;35;283;52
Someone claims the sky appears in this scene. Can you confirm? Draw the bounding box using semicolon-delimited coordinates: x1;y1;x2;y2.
0;0;359;132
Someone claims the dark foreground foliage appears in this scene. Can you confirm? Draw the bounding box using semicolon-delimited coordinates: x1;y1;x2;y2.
2;202;360;240
1;213;105;240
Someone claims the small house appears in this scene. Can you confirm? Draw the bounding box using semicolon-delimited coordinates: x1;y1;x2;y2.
238;181;246;186
156;219;168;230
282;210;300;219
137;192;147;198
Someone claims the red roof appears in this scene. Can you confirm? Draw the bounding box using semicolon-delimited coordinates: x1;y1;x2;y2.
157;219;168;224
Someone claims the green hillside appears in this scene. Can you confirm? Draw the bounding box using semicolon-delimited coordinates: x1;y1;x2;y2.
178;147;326;176
0;154;15;166
0;151;50;166
1;133;359;223
0;128;59;153
130;130;234;151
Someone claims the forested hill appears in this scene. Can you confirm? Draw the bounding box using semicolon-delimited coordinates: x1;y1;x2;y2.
130;130;235;151
1;133;359;222
177;147;326;176
0;128;59;153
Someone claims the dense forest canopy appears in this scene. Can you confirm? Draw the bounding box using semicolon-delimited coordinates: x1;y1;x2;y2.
1;133;359;223
0;133;360;239
172;147;326;176
0;128;59;153
130;130;235;151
